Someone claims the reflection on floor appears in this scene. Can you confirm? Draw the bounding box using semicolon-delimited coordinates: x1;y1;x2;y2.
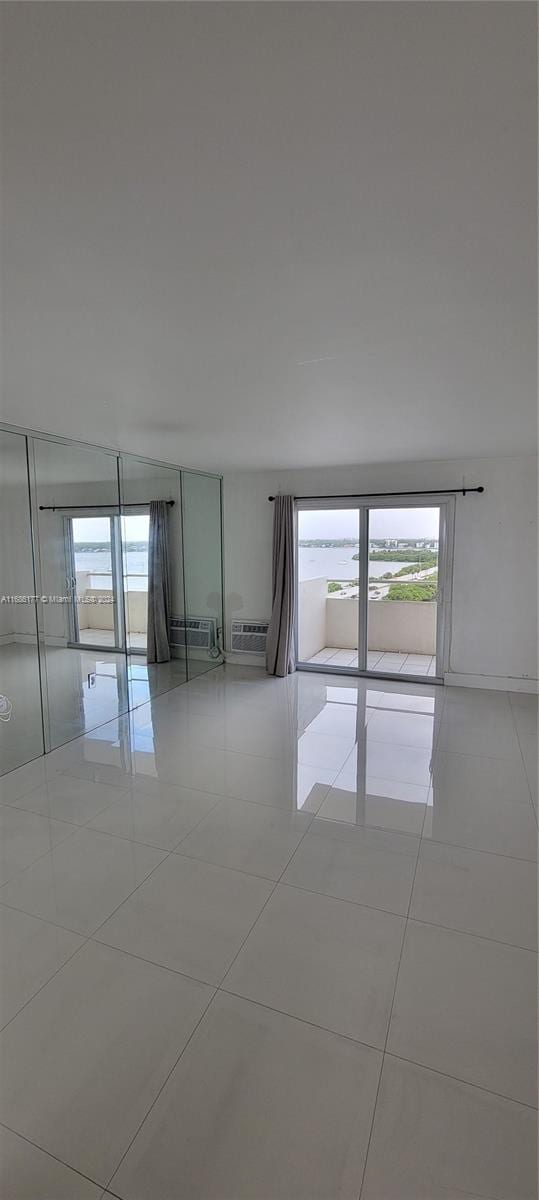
0;666;536;1199
307;647;436;675
80;629;147;649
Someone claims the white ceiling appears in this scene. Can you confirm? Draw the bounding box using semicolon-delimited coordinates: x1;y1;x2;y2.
1;2;536;472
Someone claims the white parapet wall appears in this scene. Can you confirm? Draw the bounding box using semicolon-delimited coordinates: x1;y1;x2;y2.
325;595;359;649
367;599;436;654
77;583;148;635
303;584;437;656
298;577;328;661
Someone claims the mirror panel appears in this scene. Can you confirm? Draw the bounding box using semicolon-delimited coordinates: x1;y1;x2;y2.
32;438;128;750
0;430;44;776
119;457;187;707
0;426;224;774
181;471;224;679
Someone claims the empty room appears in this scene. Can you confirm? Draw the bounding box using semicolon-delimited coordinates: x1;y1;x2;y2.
0;3;537;1198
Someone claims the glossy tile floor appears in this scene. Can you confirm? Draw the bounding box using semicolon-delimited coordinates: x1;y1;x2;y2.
79;629;147;649
0;666;536;1199
306;647;436;675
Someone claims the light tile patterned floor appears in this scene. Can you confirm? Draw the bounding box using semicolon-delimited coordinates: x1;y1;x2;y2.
306;646;436;675
0;666;536;1198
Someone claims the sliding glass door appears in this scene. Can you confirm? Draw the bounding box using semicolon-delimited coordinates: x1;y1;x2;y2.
66;514;124;651
297;507;361;669
296;496;452;682
366;507;441;678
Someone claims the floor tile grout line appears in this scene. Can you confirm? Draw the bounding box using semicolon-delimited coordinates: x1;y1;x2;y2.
89;846;178;941
316;807;538;862
0;821;82;891
95;791;315;959
431;743;526;764
198;991;537;1113
0;828;171;928
38;663;226;776
0;1120;106;1196
507;692;538;827
256;879;538;953
417;832;538;864
358;819;423;1200
85;792;226;854
170;836;315;885
216;797;322;993
0;931;93;1036
94;788;331;829
103;984;219;1194
1;660;438;783
403;913;537;955
382;1049;539;1111
88;937;217;990
0;896;93;938
1;796;123;829
59;750;345;803
217;985;388;1056
3;672;536;1192
2;820;534;984
1;953;535;1200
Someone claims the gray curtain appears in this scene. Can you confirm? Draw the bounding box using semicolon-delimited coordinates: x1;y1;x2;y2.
146;500;171;664
266;494;296;677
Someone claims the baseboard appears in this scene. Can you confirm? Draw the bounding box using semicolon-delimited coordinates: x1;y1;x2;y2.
0;633;41;646
444;671;538;694
224;650;267;669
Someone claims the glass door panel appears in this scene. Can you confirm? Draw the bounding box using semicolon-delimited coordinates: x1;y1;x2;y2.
69;515;119;649
297;508;361;669
121;511;150;653
0;430;44;775
367;507;440;678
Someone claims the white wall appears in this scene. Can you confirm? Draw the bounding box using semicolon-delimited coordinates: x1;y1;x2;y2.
223;455;538;690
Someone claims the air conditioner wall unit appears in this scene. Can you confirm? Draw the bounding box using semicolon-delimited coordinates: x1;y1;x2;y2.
169;615;217;651
230;619;269;655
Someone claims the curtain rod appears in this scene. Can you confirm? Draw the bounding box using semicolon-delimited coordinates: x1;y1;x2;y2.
268;487;483;501
39;501;175;511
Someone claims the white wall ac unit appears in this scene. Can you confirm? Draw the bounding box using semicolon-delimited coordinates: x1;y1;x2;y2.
169;616;217;651
230;620;269;655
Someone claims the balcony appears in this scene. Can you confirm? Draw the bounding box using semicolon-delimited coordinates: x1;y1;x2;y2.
298;577;437;676
75;571;147;649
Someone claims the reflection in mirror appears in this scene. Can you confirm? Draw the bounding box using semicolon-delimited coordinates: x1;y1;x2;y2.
33;438;128;751
0;431;44;775
119;457;187;706
181;471;224;678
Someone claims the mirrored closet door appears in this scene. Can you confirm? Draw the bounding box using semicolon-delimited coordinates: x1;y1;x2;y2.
119;456;187;709
0;423;225;777
31;438;128;751
0;430;44;774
